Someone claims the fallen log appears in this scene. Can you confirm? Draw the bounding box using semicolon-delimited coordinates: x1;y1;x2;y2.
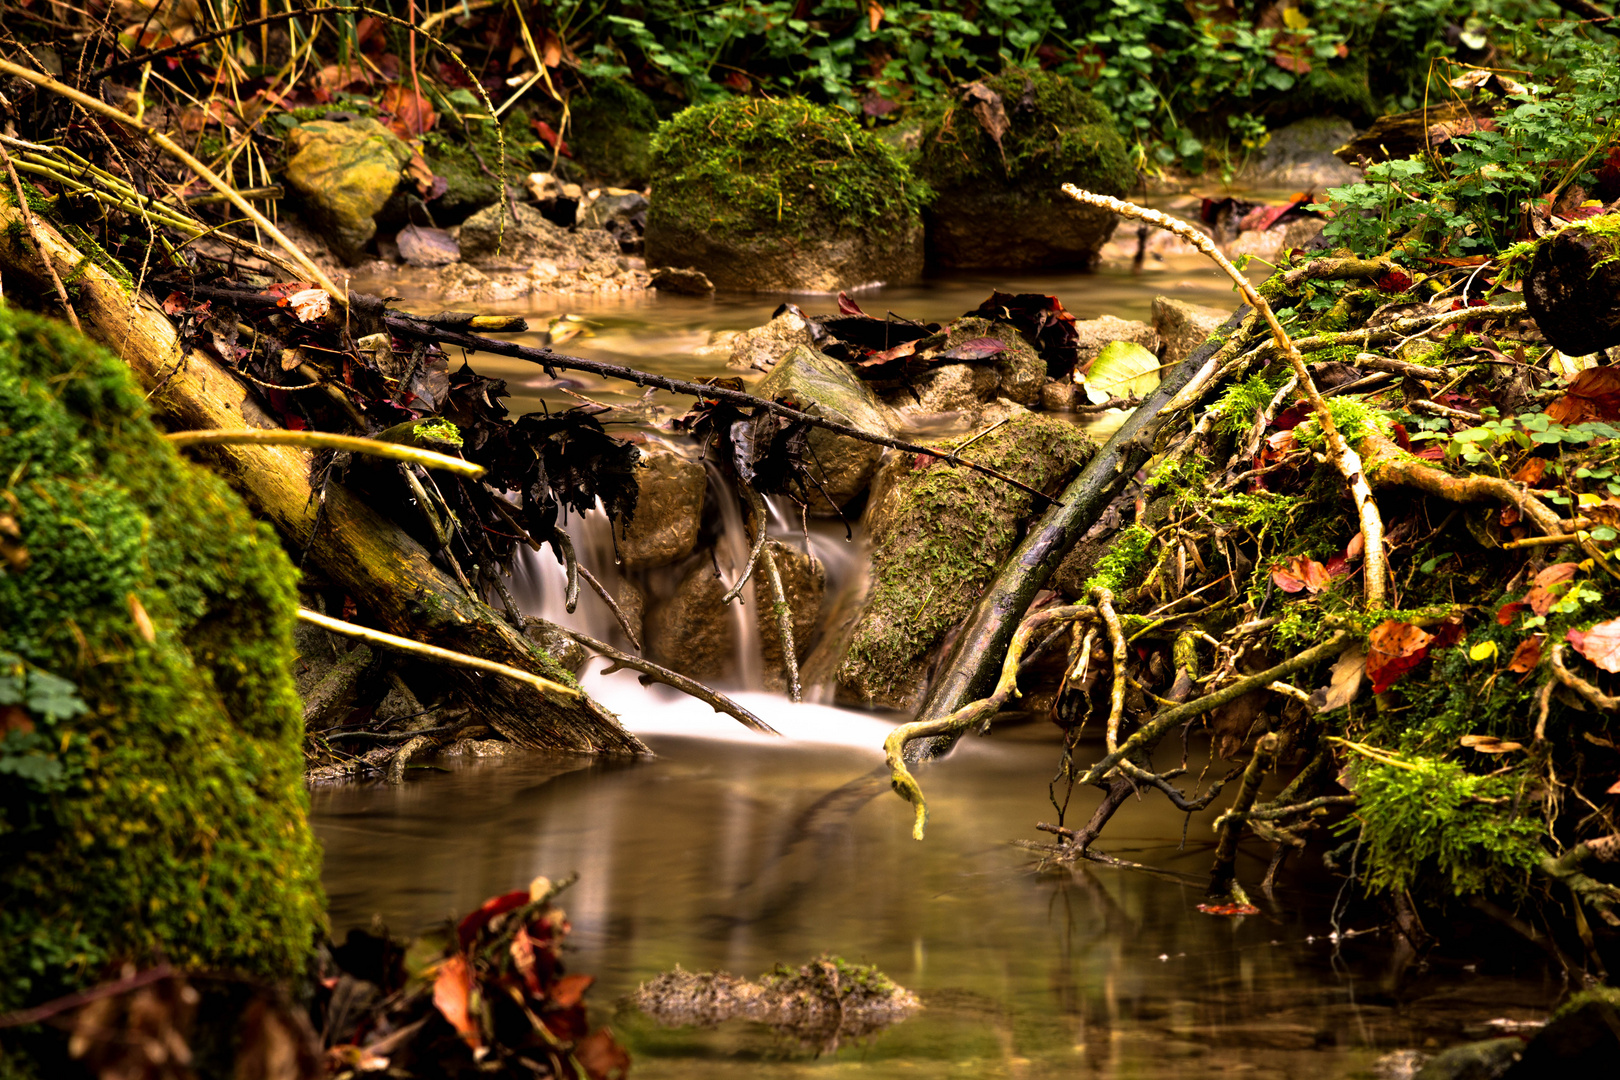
0;205;646;754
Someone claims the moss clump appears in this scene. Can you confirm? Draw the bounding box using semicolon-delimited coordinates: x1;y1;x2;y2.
647;95;927;240
0;307;322;1012
838;414;1096;708
917;67;1132;194
1082;523;1153;597
569;81;660;188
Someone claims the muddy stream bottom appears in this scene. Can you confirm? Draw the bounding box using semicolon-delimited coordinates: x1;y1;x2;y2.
315;264;1555;1077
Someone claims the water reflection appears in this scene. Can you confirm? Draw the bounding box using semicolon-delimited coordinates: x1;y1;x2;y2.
310;733;1556;1079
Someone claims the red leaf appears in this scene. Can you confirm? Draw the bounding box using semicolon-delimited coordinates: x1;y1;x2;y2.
1525;562;1579;617
1568;619;1620;673
1197;902;1260;916
1496;600;1529;626
1373;269;1415;292
532;120;573;158
457;889;530;948
433;955;481;1050
1271;555;1331;594
1366;620;1434;694
1506;634;1544;674
1545;366;1620;425
1272;50;1311;74
1430;616;1466;650
378;84;437;140
1512;457;1548;486
837;291;869;316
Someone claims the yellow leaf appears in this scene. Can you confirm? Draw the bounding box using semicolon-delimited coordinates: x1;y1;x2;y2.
1578;492;1601;507
1282;7;1310;30
1469;640;1498;661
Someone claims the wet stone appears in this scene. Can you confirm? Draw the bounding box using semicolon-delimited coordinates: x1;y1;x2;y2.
616;443;707;571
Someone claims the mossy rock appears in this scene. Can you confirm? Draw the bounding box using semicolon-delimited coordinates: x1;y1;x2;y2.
915;68;1133;270
755;344;895;515
283;117;412;263
645;96;928;292
836;414;1096;710
0;308;322;1016
569;81;660;188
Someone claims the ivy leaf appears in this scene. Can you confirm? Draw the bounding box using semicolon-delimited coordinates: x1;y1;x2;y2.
1568;619;1620;673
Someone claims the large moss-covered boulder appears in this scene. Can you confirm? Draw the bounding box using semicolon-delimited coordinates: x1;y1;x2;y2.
570;81;660;188
915;69;1133;270
645;97;928;292
755;344;895;515
283;117;412;263
0;309;322;1014
836;414;1096;711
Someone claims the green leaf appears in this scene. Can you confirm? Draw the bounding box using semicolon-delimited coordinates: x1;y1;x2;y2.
1083;341;1161;405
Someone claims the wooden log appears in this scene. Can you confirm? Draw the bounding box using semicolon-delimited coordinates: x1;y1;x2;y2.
0;207;646;754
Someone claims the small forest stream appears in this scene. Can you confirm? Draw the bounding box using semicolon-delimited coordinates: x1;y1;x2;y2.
313;255;1557;1078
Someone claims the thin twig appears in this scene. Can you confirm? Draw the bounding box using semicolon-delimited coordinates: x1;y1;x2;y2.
298;608;578;698
577;565;641;650
761;546;801;703
0;141;79;331
723;479;771;605
166;429;483;475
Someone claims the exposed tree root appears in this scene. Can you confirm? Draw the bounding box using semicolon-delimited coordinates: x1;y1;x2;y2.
1360;432;1565;536
1207;732;1283;902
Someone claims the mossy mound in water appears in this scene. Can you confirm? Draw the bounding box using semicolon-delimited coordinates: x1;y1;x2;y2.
915;68;1133;270
645;96;928;291
0;307;322;1013
837;414;1096;711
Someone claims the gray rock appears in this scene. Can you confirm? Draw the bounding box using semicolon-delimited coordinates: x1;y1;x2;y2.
1239;116;1363;192
458;202;619;268
650;266;714;295
755;344;895;516
728;309;814;371
577;188;649;230
282;118;412;264
1153;297;1230;367
616;444;707;571
898;363;1000;415
1415;1038;1521;1080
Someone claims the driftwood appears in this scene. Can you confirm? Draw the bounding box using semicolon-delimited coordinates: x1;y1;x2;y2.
0;206;646;754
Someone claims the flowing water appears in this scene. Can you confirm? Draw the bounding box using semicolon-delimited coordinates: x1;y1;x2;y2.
312;257;1557;1077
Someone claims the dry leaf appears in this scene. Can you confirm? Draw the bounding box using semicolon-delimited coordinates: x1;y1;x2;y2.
433;955;481;1050
283;288;331;323
1271;555;1331;594
1568;619;1620;673
1461;734;1525;753
1310;644;1367;711
960;81;1009;160
1366;620;1434;694
378;84;437;140
1545;366;1620;425
1505;634;1544;674
866;0;884;32
1525;562;1579;616
128;592;156;644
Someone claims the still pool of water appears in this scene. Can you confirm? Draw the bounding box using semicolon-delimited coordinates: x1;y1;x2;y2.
314;264;1558;1076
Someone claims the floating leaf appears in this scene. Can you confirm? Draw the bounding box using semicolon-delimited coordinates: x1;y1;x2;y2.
1083;340;1160;404
1366;620;1434;694
1568;619;1620;673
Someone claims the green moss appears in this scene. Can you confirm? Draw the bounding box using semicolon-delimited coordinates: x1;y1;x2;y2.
1295;397;1395;450
1346;753;1544;899
1082;523;1153;597
569;81;660;187
915;67;1132;196
0;307;322;1011
1214;373;1286;435
647;96;927;241
414;418;463;447
839;415;1095;705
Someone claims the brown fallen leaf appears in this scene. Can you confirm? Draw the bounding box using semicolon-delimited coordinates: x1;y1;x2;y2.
1367;620;1434;694
128;592;156;644
1545;366;1620;425
1271;555;1332;594
1568;618;1620;673
1525;562;1580;616
1505;634;1544;674
1310;643;1367;711
433;955;481;1051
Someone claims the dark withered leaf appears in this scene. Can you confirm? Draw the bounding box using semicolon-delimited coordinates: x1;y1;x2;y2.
939;336;1006;361
969;291;1079;378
